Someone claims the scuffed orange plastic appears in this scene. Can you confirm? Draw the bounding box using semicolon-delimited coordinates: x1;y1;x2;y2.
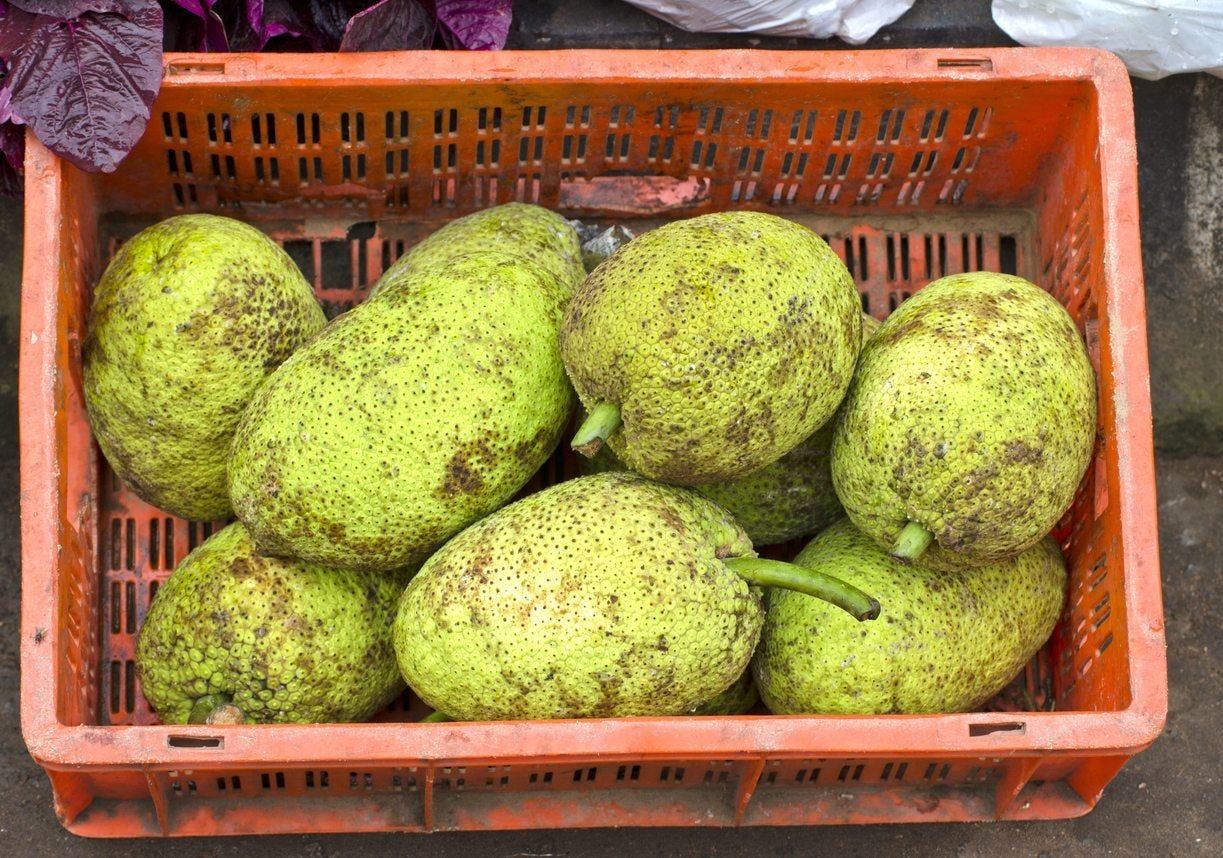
19;48;1165;837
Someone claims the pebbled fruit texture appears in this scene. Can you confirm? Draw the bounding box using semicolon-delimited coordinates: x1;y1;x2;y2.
753;519;1066;714
561;211;861;485
394;472;761;721
136;522;409;724
691;670;760;715
583;314;882;546
369;203;583;300
229;251;574;572
832;273;1096;569
83;214;324;521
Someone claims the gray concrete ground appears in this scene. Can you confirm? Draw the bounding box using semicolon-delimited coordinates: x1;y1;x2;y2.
0;1;1219;854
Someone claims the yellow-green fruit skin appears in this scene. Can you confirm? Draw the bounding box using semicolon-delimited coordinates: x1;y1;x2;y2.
136;522;410;724
83;214;325;521
369;203;584;299
229;252;575;571
394;472;761;721
691;670;759;715
832;273;1096;570
585;429;841;547
583;313;882;546
753;519;1066;714
561;212;861;485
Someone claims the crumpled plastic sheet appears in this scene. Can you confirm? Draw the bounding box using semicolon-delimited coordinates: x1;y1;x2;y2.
993;0;1223;80
620;0;917;45
570;221;637;272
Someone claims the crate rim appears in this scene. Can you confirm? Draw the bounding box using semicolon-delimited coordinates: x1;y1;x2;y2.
19;47;1165;776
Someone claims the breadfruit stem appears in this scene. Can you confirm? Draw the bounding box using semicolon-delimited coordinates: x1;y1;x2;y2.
725;557;881;622
891;521;935;564
187;694;246;725
571;402;622;458
421;711;452;723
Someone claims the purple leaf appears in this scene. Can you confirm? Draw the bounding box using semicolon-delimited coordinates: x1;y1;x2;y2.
339;0;432;52
1;4;163;172
166;0;208;15
252;0;365;52
202;6;226;49
435;0;511;51
0;120;23;195
8;1;142;17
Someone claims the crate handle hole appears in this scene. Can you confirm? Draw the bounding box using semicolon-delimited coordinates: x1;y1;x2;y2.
167;61;228;76
937;58;993;70
168;735;224;749
968;722;1025;737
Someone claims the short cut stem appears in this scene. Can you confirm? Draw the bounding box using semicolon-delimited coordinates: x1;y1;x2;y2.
890;521;935;564
421;711;452;723
187;694;245;725
571;402;622;458
724;557;880;622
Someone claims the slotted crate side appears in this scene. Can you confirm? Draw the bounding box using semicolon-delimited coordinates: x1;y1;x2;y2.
1033;101;1131;715
96;76;1087;222
57;753;1095;836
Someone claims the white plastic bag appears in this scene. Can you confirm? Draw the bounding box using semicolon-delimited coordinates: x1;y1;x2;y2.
621;0;917;45
992;0;1223;80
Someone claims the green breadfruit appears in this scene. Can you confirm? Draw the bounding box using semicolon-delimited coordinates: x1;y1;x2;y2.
753;519;1066;714
582;313;882;546
83;214;324;520
562;212;861;485
393;472;879;721
690;670;760;715
831;273;1096;570
370;203;583;300
136;522;409;724
228;251;575;571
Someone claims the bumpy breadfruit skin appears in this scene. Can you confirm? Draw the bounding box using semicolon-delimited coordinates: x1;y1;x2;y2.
586;427;842;547
831;273;1096;569
83;214;325;521
228;251;574;571
690;669;760;715
394;472;762;721
136;522;410;724
369;203;583;299
583;314;882;546
753;519;1066;714
561;212;861;485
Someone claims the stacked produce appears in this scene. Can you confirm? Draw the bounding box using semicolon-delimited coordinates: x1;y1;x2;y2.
81;203;1095;725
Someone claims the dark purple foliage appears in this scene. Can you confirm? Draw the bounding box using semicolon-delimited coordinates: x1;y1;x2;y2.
8;1;137;15
162;0;226;50
435;0;511;51
339;0;431;52
0;0;511;184
0;120;23;194
0;3;163;172
254;0;370;51
165;0;205;14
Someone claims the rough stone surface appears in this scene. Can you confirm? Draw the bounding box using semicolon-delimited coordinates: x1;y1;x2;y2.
1136;74;1223;454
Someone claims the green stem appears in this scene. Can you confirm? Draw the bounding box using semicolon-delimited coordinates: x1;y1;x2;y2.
724;557;880;622
421;711;453;723
890;521;935;565
571;402;622;458
187;694;245;725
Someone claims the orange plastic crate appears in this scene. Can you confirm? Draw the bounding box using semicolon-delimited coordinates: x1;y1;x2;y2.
19;48;1165;837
